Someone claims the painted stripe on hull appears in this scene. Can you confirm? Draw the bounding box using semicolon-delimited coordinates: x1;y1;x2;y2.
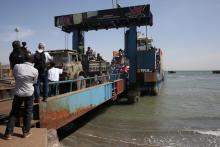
39;82;113;129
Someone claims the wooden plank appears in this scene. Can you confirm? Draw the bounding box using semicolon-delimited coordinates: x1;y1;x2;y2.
0;100;12;116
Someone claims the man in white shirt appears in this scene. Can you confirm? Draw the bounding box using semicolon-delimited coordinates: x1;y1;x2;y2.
48;62;63;96
4;54;38;140
48;62;63;81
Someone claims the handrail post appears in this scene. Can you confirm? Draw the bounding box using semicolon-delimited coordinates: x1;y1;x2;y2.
70;82;73;92
55;83;59;95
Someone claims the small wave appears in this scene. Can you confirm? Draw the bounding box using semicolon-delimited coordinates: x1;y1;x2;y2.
193;130;220;136
179;75;185;78
82;133;150;146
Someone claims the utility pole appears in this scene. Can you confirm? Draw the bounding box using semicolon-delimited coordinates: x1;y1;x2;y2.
14;28;19;40
146;26;147;38
116;0;120;8
65;32;69;49
112;0;120;8
65;33;66;49
112;0;114;8
0;62;2;80
116;0;118;5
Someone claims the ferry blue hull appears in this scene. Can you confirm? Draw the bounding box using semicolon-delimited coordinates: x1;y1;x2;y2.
39;79;125;129
39;82;113;129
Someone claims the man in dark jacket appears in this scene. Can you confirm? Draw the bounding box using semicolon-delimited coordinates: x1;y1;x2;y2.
9;40;25;69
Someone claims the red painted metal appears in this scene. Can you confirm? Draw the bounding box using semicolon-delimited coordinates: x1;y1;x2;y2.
40;105;94;129
144;72;157;82
39;105;95;129
115;79;124;95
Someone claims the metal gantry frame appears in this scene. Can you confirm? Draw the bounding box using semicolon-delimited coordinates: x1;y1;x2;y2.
55;4;153;87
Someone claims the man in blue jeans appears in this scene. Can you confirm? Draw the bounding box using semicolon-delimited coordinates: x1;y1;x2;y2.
4;54;38;140
34;71;49;102
34;43;52;102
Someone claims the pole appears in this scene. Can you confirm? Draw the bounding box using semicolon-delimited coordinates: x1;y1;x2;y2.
0;62;2;80
66;33;69;49
65;33;66;49
14;28;19;40
146;26;147;38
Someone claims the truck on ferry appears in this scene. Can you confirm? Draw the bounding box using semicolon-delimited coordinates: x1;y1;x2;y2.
47;49;109;81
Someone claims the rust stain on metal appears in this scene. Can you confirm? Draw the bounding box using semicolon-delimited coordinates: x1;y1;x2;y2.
40;106;95;129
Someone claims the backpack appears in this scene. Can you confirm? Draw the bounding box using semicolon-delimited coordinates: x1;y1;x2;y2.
34;51;46;73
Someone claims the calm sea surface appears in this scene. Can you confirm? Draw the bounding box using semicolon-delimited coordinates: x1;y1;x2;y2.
60;71;220;147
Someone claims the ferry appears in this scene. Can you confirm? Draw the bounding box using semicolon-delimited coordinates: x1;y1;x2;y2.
136;34;164;95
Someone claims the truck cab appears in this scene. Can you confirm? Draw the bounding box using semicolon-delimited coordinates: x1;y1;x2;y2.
48;50;83;80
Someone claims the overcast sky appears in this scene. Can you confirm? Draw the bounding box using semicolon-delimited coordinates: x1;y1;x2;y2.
0;0;220;70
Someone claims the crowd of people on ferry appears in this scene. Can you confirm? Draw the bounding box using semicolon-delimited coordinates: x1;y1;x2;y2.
110;48;129;75
9;41;63;102
3;40;126;140
3;40;64;140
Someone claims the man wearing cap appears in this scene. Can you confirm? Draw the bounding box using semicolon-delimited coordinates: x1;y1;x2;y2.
34;42;52;102
21;41;32;55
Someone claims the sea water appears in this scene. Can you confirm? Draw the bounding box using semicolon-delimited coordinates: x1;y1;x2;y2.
60;71;220;147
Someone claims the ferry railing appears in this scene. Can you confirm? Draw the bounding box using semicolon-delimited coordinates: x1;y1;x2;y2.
0;73;123;100
48;73;122;97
